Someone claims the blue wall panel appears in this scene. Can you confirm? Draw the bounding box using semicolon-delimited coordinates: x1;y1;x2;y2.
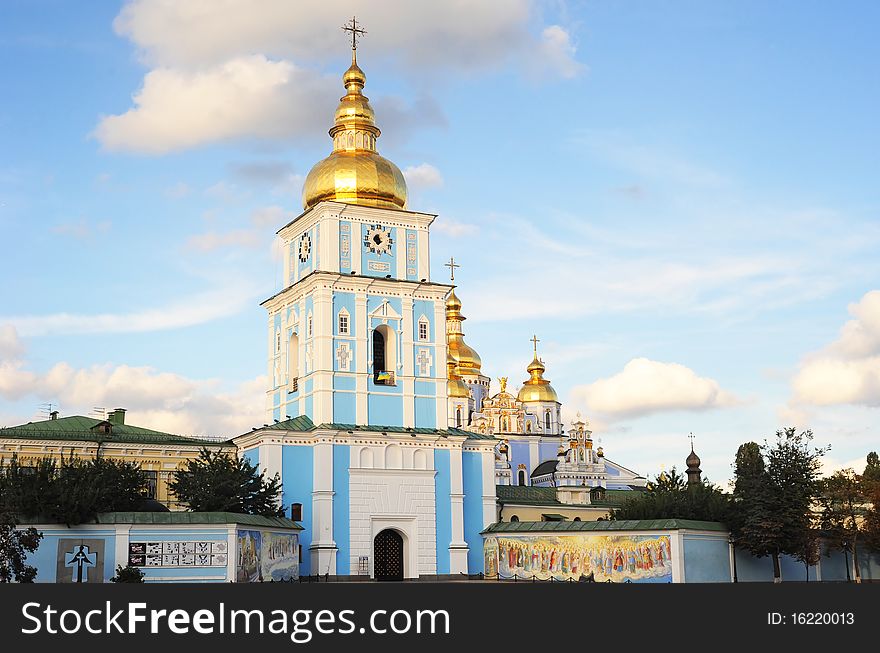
282;445;314;575
333;444;350;575
368;393;403;426
462;451;484;573
414;397;436;428
434;449;452;574
333;392;357;424
683;535;731;582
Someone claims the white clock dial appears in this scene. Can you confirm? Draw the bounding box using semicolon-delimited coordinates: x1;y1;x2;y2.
298;234;311;262
364;224;393;255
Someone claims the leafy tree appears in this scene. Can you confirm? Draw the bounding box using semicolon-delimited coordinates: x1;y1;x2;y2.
0;512;43;582
729;442;770;558
821;468;866;582
863;452;880;484
110;564;145;583
614;467;731;522
170;449;283;517
0;454;148;525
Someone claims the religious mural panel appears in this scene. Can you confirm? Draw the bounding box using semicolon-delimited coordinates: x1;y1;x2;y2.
484;534;673;583
260;531;299;581
57;538;105;583
237;530;262;582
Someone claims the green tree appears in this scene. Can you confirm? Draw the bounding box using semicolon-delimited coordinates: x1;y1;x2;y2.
170;449;283;517
0;512;43;582
110;564;145;583
821;468;866;583
0;454;148;525
864;452;880;484
730;442;770;560
614;467;731;522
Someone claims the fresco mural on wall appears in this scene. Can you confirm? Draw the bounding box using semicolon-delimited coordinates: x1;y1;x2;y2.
260;532;299;581
484;534;673;583
237;530;262;582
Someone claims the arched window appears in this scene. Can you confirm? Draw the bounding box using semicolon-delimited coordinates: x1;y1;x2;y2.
288;332;299;392
290;503;303;521
385;444;402;469
456;407;462;428
517;469;526;486
544;411;552;431
359;447;373;469
501;416;509;432
573;517;581;522
510;515;519;522
338;308;350;335
372;325;396;385
413;449;427;470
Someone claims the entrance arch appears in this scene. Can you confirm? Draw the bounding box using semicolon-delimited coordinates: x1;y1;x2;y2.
373;529;404;581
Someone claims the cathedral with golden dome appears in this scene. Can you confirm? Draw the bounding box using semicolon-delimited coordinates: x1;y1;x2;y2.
235;19;644;582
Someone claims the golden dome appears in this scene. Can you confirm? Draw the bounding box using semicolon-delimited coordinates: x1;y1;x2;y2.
445;287;483;376
302;51;407;211
516;338;559;403
446;352;471;398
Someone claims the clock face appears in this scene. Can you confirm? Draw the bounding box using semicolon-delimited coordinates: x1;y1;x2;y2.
364;224;393;255
298;234;311;262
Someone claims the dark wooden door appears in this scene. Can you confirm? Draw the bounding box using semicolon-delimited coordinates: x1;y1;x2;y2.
374;529;404;581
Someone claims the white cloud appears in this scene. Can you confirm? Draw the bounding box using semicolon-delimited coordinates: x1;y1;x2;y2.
185;229;261;252
792;290;880;407
531;26;585;80
432;216;479;238
403;163;443;190
571;358;739;418
96;1;581;153
1;284;260;337
0;354;265;437
0;325;25;361
93;56;335;154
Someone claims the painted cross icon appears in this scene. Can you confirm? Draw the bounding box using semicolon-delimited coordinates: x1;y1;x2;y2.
336;343;352;371
416;349;432;376
65;544;97;583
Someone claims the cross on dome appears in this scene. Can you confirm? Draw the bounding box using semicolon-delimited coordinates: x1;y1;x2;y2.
445;257;460;281
342;16;367;52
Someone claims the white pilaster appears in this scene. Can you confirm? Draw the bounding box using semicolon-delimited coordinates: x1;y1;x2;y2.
355;292;368;424
448;446;468;573
310;442;337;575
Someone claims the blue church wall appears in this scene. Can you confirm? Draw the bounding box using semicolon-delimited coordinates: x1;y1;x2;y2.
334;375;357;391
683;534;730;582
296;225;316;280
413;380;435;396
282;445;314;575
462;451;485;573
332;444;351;575
332;339;357;373
368;393;403;426
732;549;774;582
242;448;259;470
360;223;398;278
538;442;558;463
25;529;117;583
333;391;357;424
405;229;419;281
367;296;403;319
304;377;314;394
333;291;357;336
434;449;452;574
780;552;819;581
817;548;880;581
509;442;529;482
414;397;436;428
339;220;352;273
412;300;434;341
304;395;314;421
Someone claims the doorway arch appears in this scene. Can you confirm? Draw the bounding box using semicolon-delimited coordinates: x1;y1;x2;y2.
373;529;404;581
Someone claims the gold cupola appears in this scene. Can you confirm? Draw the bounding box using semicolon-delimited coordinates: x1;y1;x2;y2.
445;287;483;378
301;37;407;210
517;336;559;403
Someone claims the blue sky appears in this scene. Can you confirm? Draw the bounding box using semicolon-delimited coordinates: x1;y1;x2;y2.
1;0;878;484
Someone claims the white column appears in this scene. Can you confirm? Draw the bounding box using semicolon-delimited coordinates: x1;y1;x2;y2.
480;447;496;528
418;226;430;281
261;443;282;486
433;298;448;428
395;227;407;279
401;295;415;428
528;440;539;483
355;292;368;424
448;446;468;573
672;531;686;583
310;442;337;575
312;285;334;424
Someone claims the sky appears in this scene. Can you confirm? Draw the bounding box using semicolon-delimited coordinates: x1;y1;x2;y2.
1;0;879;485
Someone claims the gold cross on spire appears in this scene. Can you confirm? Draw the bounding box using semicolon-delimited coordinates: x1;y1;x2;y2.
342;16;367;51
445;257;460;281
689;432;695;451
530;334;540;355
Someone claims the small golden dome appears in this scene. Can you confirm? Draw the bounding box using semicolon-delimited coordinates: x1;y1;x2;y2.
445;286;483;376
446;352;471;398
516;344;560;404
302;51;407;211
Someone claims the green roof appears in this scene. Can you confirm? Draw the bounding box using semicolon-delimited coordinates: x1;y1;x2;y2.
495;485;634;508
18;511;302;529
482;519;728;534
243;415;495;440
0;415;232;447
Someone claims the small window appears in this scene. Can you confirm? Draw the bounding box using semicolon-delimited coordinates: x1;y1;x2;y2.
418;317;429;341
307;314;313;338
143;470;158;499
573;517;581;522
517;469;526;486
276;331;281;352
338;312;349;335
545;411;551;431
456;407;462;428
510;515;519;522
290;502;303;521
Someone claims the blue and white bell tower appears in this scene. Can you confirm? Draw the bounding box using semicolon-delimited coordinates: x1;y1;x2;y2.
237;21;497;581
